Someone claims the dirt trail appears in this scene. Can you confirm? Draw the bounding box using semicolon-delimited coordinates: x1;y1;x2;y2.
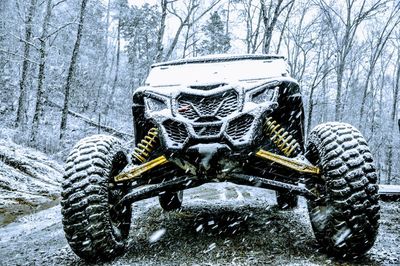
0;183;398;265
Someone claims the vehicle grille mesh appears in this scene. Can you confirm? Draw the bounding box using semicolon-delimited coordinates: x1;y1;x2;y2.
226;115;254;140
193;124;222;136
163;120;188;143
178;90;238;120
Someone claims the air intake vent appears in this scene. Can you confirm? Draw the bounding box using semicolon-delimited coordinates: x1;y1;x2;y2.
163;120;188;144
226;114;254;141
193;124;222;137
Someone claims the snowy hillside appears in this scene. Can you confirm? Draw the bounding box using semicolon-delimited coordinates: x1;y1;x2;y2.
0;139;63;225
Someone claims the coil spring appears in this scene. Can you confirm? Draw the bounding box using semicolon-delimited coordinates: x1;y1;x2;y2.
264;117;300;157
132;127;159;163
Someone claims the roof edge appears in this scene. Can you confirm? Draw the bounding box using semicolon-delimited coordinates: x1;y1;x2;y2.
152;54;286;68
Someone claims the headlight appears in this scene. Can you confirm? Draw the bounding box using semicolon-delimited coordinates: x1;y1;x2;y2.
144;97;168;112
250;86;278;104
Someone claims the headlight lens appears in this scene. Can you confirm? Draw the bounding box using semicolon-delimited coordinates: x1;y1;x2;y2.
144;97;168;112
251;86;278;104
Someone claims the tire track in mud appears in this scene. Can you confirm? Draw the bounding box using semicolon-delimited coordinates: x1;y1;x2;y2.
0;183;399;265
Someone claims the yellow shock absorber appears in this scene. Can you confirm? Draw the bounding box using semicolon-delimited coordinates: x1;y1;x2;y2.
264;117;300;157
132;127;159;163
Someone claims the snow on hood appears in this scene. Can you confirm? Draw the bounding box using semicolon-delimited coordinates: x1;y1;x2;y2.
136;76;298;99
145;54;289;88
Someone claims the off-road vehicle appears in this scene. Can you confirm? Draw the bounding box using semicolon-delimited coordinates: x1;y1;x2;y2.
61;54;380;261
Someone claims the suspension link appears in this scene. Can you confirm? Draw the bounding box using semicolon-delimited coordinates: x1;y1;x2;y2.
114;127;167;182
256;117;320;175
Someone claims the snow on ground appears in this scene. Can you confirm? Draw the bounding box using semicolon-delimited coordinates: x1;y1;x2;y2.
0;136;398;265
0;182;398;265
0;138;63;225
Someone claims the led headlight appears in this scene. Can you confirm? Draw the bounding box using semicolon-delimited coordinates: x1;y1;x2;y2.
144;96;168;112
250;86;278;104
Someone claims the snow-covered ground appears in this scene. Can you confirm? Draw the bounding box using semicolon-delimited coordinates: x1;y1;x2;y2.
0;137;398;265
0;183;398;265
0;139;63;225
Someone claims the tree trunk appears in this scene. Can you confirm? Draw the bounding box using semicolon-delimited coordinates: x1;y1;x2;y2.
260;0;284;54
225;0;230;36
182;23;191;58
358;11;400;128
95;0;112;112
164;0;220;60
335;60;345;120
359;68;373;127
276;0;295;54
155;0;167;62
30;0;52;142
16;0;37;128
245;0;253;53
59;0;89;139
106;19;121;114
251;8;262;53
164;20;187;60
386;50;400;184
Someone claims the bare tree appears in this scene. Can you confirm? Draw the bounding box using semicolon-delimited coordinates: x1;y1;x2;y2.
260;0;294;54
284;2;317;82
30;0;53;142
59;0;89;139
16;0;37;128
386;40;400;184
106;19;121;114
155;0;168;62
241;0;263;53
318;0;385;120
164;0;221;60
275;0;294;54
358;2;400;128
306;39;335;134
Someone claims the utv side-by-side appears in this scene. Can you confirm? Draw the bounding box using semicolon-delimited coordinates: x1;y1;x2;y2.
61;54;380;261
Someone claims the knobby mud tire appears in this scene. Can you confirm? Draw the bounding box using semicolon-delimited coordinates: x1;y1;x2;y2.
306;122;380;258
61;135;131;261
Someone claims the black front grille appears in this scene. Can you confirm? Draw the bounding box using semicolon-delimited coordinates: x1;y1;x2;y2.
193;124;222;136
226;115;254;140
178;90;238;120
163;120;188;143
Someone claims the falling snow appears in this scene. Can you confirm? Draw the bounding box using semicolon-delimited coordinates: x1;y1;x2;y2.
149;228;166;244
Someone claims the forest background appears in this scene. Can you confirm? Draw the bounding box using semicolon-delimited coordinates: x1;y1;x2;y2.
0;0;399;184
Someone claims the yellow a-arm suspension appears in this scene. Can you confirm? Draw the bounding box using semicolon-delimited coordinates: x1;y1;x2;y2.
255;149;320;175
256;117;320;175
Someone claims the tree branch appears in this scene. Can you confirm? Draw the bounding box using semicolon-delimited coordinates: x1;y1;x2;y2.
0;49;39;65
47;100;132;138
46;21;77;39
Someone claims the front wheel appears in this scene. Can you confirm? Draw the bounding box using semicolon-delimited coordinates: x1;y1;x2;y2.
61;135;131;261
306;122;380;258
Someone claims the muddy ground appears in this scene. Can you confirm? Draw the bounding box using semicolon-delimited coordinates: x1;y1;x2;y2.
0;183;399;266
